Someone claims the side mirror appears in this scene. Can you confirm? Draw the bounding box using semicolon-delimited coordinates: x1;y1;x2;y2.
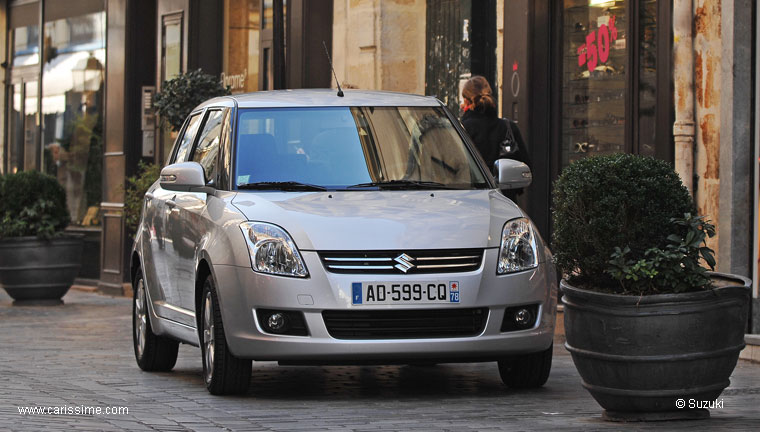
160;162;214;194
493;159;532;190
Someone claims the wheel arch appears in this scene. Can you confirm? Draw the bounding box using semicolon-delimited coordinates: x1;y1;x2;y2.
195;253;219;337
130;251;142;285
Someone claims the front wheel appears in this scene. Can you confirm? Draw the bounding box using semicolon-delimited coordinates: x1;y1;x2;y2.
497;343;552;389
201;275;251;395
133;269;179;371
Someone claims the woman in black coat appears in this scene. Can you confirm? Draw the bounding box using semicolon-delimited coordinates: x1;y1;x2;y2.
460;76;531;172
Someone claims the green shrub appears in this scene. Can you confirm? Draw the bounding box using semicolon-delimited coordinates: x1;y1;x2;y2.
607;213;716;295
551;154;695;290
154;69;231;131
125;161;160;239
0;171;70;239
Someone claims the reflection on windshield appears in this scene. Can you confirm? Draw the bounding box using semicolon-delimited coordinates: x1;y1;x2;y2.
235;107;488;190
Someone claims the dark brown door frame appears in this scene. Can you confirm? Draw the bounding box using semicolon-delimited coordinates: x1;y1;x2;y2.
259;0;285;90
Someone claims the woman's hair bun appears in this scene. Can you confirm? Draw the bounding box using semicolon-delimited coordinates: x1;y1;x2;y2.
462;76;496;113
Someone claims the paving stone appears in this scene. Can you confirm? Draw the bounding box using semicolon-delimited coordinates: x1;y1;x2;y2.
1;289;760;431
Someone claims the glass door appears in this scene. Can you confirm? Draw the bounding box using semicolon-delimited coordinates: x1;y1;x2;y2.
159;12;184;162
7;76;40;173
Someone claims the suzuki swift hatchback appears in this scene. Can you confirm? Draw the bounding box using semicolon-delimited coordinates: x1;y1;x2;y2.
131;90;557;395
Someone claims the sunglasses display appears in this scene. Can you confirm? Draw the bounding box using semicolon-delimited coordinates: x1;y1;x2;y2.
562;0;628;168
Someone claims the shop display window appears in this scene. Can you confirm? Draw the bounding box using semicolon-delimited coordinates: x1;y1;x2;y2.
561;0;628;168
41;10;106;226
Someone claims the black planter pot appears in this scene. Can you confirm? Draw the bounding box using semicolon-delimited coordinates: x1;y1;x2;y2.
0;235;84;304
561;273;751;421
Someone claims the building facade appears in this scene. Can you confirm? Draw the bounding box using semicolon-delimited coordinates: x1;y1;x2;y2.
0;0;757;331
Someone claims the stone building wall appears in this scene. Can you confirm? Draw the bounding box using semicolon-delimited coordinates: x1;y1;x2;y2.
693;0;722;256
332;0;426;94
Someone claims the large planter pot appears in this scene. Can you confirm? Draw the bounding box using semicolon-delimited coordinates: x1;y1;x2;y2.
0;235;84;304
561;272;751;421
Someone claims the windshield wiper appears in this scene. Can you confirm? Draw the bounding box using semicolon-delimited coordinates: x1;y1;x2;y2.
346;180;454;190
238;181;327;191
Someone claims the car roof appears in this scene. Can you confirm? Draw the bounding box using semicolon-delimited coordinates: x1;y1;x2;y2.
197;89;443;110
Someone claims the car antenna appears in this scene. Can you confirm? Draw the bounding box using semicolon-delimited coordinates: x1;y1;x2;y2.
322;40;344;97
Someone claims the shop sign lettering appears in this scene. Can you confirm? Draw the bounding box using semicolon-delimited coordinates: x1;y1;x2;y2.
221;69;247;91
577;16;618;72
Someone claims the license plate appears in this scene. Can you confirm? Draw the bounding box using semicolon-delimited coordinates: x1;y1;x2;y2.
351;281;460;305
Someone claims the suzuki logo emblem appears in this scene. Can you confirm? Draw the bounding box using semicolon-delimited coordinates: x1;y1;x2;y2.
394;253;415;273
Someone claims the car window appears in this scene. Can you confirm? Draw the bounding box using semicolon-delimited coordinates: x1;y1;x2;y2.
172;112;203;164
192;109;226;183
234;107;489;189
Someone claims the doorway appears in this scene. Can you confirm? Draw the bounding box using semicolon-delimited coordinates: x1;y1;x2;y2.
425;0;497;116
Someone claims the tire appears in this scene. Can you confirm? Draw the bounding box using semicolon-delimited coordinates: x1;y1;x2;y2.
201;275;251;395
497;343;553;389
133;269;179;372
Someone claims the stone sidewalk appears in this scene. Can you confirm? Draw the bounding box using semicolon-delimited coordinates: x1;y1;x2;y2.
1;288;759;431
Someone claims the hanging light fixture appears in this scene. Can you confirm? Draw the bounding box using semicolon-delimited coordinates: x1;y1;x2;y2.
71;53;104;93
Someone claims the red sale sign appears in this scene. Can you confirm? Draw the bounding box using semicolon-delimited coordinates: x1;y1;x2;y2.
577;16;619;72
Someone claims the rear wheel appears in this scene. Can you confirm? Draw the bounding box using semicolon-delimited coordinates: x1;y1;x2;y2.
201;275;251;395
497;343;552;389
133;270;179;371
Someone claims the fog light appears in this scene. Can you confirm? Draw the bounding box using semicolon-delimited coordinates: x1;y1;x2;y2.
267;313;288;333
256;309;309;336
513;308;533;329
501;304;539;332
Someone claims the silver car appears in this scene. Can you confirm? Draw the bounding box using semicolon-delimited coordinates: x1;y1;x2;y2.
131;90;557;395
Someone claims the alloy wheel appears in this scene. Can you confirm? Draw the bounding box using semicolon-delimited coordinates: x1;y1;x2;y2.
203;291;215;384
134;279;147;359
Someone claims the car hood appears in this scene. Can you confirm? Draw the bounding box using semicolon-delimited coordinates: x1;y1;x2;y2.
231;190;525;251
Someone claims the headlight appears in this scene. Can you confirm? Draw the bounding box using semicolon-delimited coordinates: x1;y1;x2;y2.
497;217;539;274
239;222;308;278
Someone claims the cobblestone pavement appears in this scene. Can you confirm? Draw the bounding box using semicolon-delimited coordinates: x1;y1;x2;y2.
1;289;759;431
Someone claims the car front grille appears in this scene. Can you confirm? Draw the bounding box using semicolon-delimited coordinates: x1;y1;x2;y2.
318;249;484;274
322;308;488;339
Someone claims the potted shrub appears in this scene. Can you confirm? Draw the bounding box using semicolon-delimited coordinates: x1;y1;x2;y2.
124;160;160;241
153;68;231;132
0;171;83;304
552;154;751;421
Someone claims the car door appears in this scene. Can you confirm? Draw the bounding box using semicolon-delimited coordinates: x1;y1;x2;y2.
148;110;205;326
172;108;229;316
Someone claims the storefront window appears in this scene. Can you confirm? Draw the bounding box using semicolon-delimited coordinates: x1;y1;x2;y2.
12;25;39;66
5;84;23;173
262;0;273;29
159;13;184;163
164;17;182;81
10;1;40;67
223;0;261;93
41;9;106;226
23;81;39;171
638;0;657;156
561;0;627;168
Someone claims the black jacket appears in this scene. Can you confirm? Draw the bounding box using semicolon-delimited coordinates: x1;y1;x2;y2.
461;108;531;172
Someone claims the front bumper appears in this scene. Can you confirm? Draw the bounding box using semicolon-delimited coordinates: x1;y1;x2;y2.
212;249;557;361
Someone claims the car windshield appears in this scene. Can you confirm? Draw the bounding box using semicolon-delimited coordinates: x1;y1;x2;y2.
234;106;490;190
